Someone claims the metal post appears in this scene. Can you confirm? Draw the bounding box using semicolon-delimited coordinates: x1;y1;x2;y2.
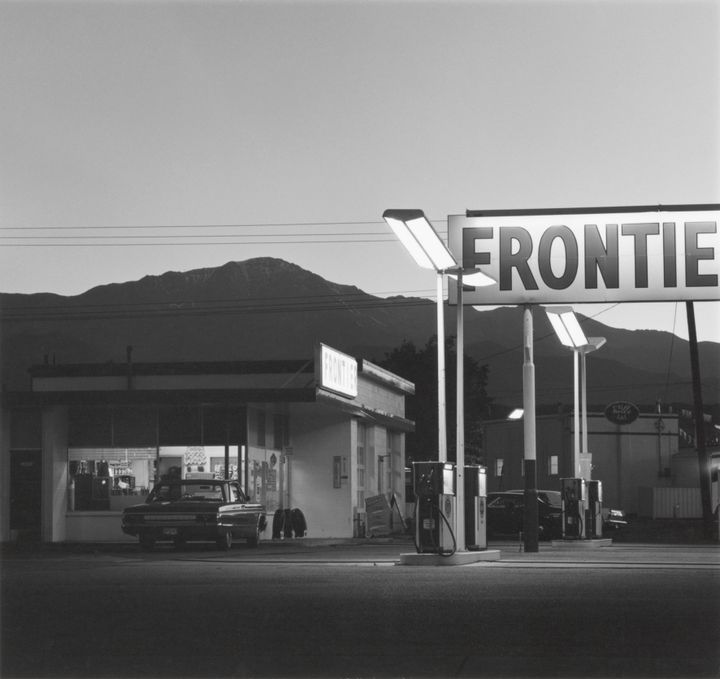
455;269;465;551
581;349;589;479
437;272;447;463
523;305;539;552
573;349;580;477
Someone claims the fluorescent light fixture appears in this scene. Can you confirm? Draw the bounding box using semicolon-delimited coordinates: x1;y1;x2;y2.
447;269;496;287
545;306;588;348
508;408;524;420
546;311;574;347
581;337;607;355
383;214;435;269
383;209;457;271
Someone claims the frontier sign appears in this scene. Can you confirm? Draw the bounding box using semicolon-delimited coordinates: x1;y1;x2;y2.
448;205;719;305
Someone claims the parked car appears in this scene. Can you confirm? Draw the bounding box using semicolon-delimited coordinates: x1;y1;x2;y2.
601;506;628;531
486;489;627;540
487;490;563;540
121;479;266;551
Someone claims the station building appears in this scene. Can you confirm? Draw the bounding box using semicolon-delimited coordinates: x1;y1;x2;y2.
0;344;414;544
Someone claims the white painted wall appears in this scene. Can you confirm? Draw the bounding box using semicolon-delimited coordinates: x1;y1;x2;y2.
289;403;352;538
66;513;128;542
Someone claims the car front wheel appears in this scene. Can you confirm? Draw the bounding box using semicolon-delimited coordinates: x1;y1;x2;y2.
247;523;261;548
216;529;232;551
139;535;155;551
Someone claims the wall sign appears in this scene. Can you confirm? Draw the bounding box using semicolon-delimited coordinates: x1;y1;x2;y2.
605;401;640;426
316;343;358;398
448;205;719;304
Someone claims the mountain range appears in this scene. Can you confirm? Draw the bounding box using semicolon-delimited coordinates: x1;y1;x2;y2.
1;257;718;411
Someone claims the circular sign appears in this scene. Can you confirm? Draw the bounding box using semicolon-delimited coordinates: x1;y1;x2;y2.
605;401;640;425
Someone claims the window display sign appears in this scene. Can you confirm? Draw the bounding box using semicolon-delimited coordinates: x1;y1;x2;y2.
448;205;719;305
316;343;358;398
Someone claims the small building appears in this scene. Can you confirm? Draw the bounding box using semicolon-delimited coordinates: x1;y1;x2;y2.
483;409;682;516
0;344;414;544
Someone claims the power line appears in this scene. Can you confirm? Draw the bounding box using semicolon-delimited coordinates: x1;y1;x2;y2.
487;380;709;403
1;286;436;312
0;238;396;247
0;232;391;240
3;292;710;394
0;291;627;329
0;294;436;322
0;220;391;230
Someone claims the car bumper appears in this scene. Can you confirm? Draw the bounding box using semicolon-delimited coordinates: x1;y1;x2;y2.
603;519;628;530
122;517;263;541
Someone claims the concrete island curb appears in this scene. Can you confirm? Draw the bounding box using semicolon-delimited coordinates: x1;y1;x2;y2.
398;549;501;565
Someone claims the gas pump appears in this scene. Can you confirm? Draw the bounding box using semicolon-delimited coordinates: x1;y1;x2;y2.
586;480;603;539
561;477;586;539
413;461;456;555
464;465;488;551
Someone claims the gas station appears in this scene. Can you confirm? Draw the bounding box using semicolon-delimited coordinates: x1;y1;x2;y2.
386;204;719;563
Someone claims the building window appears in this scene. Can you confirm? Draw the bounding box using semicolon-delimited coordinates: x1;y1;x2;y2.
494;458;504;477
548;455;559;476
67;446;241;513
68;448;156;512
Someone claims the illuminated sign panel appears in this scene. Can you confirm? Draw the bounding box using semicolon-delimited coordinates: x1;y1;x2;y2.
448;206;719;304
316;343;358;398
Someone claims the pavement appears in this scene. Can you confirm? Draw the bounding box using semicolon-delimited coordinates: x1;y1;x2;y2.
3;535;718;678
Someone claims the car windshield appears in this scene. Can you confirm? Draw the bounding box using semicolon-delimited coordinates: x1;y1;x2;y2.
149;483;226;502
487;494;522;509
538;491;562;508
490;491;562;509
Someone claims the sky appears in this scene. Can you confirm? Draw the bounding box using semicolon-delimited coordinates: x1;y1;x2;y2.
1;0;718;343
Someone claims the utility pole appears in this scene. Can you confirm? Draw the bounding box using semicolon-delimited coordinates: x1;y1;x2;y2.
686;302;713;538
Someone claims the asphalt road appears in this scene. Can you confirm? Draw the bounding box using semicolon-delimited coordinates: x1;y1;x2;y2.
2;540;719;678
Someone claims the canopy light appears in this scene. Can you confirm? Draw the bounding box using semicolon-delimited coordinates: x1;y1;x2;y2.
383;209;457;272
545;306;588;348
583;337;607;354
447;269;496;287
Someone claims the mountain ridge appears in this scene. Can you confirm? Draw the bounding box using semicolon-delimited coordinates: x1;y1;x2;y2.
1;257;717;409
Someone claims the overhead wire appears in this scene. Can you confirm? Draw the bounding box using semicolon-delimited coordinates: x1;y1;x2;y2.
0;218;450;247
1;219;703;396
0;219;391;230
0;220;399;246
0;291;437;322
0;239;395;247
